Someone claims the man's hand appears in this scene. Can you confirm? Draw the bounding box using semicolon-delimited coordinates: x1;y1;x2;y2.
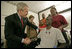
23;37;31;45
58;26;63;31
57;43;66;48
58;24;68;31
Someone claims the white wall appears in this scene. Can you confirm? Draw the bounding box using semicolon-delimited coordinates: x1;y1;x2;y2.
1;1;17;40
1;1;39;40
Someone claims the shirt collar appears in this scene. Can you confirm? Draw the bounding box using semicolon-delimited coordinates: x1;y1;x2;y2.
17;12;21;20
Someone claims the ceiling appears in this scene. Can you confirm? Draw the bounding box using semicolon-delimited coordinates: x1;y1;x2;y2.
5;1;71;14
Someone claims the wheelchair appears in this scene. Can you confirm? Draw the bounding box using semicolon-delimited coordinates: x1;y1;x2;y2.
23;38;41;48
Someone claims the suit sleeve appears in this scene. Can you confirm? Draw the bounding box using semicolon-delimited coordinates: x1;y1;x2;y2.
4;17;22;43
26;18;38;29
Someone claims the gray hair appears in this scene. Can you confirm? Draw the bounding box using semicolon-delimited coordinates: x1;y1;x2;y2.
46;14;52;21
16;2;28;11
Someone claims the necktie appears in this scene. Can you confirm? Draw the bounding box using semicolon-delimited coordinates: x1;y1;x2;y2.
21;18;24;28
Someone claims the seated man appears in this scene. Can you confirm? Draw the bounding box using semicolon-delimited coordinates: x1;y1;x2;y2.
36;15;66;48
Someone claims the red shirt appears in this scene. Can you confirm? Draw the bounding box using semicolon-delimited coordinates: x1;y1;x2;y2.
39;18;46;28
42;18;46;25
39;25;47;28
52;15;68;32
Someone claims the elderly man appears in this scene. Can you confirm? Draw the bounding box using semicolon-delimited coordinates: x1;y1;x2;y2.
36;14;66;48
4;2;38;48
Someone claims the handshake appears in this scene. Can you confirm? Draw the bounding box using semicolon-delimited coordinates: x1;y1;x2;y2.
22;37;31;45
22;28;40;45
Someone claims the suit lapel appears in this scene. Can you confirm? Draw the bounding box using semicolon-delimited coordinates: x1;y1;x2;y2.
15;13;23;29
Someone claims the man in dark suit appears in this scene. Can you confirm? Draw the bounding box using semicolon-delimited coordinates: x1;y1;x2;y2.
4;2;38;48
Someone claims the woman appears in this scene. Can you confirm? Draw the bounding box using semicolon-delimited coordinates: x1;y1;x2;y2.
50;6;69;47
26;15;37;39
26;15;41;48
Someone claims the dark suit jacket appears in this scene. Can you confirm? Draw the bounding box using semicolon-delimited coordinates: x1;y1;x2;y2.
4;13;38;48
